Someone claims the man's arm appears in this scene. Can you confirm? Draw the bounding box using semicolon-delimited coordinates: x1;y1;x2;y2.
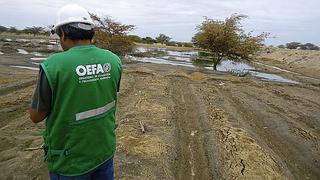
29;67;52;123
29;109;48;123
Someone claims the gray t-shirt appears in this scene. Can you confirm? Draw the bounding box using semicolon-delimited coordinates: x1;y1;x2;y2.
31;67;52;112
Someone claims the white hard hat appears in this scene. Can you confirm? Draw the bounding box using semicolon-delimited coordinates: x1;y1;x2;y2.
53;4;94;32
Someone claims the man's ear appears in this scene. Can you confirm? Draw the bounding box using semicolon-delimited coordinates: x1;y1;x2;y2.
58;27;66;41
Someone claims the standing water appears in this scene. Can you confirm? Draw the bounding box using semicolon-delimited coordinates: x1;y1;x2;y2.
132;47;300;84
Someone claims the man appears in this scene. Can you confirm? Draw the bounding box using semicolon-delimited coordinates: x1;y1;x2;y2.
29;4;122;180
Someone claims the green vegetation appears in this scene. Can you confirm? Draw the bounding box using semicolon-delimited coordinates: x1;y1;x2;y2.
155;34;171;44
128;35;142;43
141;36;157;44
128;34;193;48
0;25;50;36
0;26;8;33
22;26;49;36
277;42;319;50
90;14;135;56
192;14;268;70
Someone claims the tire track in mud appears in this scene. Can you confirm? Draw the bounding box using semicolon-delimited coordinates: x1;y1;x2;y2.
0;79;36;96
211;83;319;179
169;77;211;180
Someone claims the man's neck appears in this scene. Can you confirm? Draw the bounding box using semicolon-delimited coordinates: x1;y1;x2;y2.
73;40;92;46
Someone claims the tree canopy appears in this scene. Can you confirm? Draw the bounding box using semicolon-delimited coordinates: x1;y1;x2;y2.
155;34;171;44
90;14;135;56
193;14;268;70
22;26;46;36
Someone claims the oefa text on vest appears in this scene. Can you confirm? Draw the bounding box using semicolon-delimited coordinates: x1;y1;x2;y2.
76;63;112;84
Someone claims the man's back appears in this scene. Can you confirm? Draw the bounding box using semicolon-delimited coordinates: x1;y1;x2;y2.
41;45;122;176
29;4;121;179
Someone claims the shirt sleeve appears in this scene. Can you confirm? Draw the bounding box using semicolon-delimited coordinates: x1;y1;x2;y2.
31;66;52;112
117;77;121;92
117;65;122;92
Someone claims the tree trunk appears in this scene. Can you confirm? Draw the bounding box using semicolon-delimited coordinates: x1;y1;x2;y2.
213;63;218;70
213;56;222;70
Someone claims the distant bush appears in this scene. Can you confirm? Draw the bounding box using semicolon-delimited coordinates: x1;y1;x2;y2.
0;25;50;36
301;43;319;50
166;41;177;46
7;27;20;34
155;34;171;44
141;36;157;44
182;42;194;47
128;35;142;43
285;42;319;50
286;42;302;49
22;26;48;36
0;26;8;33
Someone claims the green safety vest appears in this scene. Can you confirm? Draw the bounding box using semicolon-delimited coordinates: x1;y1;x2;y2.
40;45;122;176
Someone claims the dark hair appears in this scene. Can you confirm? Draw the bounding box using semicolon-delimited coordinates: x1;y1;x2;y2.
58;23;94;41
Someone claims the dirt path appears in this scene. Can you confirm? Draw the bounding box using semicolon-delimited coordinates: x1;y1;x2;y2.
169;78;211;179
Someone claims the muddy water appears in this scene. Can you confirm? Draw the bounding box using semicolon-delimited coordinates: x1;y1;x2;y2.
11;46;300;84
133;47;300;84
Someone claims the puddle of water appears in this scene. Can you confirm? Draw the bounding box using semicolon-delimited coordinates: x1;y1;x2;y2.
131;47;300;85
128;56;195;68
31;52;44;57
4;38;12;42
250;71;300;84
30;57;47;61
47;44;62;51
166;50;198;57
49;40;58;45
216;60;255;72
30;62;40;66
162;56;192;62
254;62;300;75
254;62;319;81
136;47;148;53
17;49;29;55
31;39;47;44
10;66;39;71
136;47;198;58
16;39;30;43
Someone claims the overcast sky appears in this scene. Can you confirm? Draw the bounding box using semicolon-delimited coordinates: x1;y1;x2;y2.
0;0;319;45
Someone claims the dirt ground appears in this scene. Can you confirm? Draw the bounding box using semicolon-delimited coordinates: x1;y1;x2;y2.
0;48;319;179
257;48;320;80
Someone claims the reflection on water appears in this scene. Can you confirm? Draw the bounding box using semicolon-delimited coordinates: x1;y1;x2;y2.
250;71;299;84
30;57;47;61
135;47;198;57
31;52;44;57
10;66;39;71
128;56;195;68
17;49;29;55
217;60;254;72
132;46;300;84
